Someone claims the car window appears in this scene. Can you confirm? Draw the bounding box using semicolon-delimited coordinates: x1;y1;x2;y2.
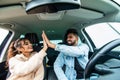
0;28;13;62
20;34;62;44
113;0;120;5
19;34;25;38
40;40;62;45
108;22;120;34
84;23;120;49
0;28;9;46
111;45;120;52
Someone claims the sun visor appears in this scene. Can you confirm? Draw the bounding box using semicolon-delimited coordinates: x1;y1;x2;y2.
67;8;104;19
25;0;81;14
0;5;27;19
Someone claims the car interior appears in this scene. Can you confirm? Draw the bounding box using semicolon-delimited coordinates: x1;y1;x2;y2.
0;0;120;80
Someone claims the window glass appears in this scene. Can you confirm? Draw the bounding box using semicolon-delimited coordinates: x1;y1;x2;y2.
0;28;12;59
40;40;62;44
113;0;120;5
0;28;9;46
111;45;120;52
20;34;25;38
50;40;62;44
109;22;120;34
85;23;120;49
19;34;62;45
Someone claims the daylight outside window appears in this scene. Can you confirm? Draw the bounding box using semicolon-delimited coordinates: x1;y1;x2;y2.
85;23;120;49
108;22;120;34
40;40;62;45
0;28;9;46
113;0;120;5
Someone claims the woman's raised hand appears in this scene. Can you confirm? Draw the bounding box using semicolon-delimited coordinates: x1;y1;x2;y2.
42;31;56;49
42;31;51;46
42;31;48;51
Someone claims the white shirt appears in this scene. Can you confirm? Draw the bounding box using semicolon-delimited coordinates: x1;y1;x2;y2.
7;49;46;80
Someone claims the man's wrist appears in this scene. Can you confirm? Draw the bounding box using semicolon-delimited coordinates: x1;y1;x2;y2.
48;42;56;49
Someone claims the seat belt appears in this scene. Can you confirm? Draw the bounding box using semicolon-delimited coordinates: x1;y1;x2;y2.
74;57;84;79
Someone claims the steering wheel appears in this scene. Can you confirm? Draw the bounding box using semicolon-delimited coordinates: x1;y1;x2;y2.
84;39;120;79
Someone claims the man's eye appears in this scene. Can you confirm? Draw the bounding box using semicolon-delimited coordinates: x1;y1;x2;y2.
68;36;72;38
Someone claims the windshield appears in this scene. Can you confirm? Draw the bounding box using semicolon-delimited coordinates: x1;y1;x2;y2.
85;23;120;49
113;0;120;5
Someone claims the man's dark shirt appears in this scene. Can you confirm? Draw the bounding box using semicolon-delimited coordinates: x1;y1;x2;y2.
74;57;84;79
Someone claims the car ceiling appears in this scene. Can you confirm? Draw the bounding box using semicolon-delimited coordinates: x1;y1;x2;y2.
0;0;120;40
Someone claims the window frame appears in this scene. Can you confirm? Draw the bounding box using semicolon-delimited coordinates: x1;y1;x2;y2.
0;29;14;62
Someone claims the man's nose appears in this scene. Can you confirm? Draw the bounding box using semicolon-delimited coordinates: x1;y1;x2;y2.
67;38;71;41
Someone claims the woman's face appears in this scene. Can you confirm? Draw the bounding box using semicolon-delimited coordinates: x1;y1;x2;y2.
17;39;33;54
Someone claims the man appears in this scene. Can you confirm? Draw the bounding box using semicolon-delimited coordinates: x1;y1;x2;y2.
42;28;89;80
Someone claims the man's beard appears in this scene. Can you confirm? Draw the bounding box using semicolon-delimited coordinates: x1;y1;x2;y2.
67;40;76;46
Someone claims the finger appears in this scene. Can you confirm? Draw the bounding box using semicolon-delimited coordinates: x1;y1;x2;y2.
42;30;44;33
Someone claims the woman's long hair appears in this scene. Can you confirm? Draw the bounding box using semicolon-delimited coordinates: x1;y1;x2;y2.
6;38;26;67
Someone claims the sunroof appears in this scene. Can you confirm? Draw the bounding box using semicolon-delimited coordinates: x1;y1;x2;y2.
113;0;120;5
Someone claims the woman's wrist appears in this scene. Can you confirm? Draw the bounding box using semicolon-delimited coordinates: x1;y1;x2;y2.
42;47;47;52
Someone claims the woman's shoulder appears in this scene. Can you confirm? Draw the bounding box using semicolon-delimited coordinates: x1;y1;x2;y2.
13;54;28;61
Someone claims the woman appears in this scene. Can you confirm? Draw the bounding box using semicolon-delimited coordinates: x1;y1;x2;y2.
7;33;47;80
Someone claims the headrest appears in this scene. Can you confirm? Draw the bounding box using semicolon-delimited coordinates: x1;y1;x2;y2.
25;33;39;44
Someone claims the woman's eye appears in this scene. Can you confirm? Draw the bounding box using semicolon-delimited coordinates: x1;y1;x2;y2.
25;42;29;45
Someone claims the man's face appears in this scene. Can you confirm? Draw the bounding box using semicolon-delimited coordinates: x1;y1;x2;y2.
66;33;78;46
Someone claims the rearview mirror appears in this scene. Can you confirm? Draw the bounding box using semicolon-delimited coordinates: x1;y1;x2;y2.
26;0;81;14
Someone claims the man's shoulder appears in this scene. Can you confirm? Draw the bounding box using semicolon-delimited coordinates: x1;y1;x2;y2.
78;43;89;49
79;43;87;46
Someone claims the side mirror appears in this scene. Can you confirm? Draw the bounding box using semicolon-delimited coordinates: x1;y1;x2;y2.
25;0;81;14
